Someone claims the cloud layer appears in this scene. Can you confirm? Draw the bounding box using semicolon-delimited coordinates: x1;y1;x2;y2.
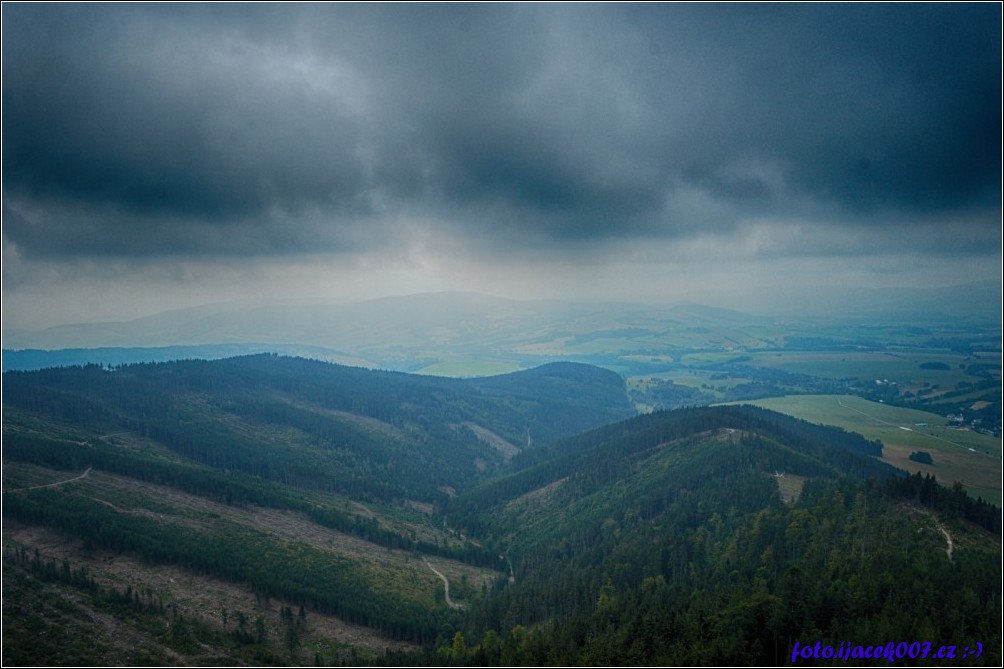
2;4;1000;329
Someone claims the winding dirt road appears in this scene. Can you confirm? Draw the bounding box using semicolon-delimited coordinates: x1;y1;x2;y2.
423;558;463;610
7;467;92;492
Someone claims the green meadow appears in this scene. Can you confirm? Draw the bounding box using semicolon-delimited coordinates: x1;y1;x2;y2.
747;350;982;387
415;357;525;377
740;394;1002;506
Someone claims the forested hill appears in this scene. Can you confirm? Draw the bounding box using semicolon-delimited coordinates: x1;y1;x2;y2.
2;354;635;503
447;404;914;545
2;355;635;664
3;358;1000;665
435;406;1001;665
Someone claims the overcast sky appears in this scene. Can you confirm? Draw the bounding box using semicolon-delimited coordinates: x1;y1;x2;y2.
2;3;1001;332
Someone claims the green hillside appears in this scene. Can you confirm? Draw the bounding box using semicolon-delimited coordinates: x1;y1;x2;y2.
438;406;1000;665
2;355;636;503
2;360;1000;666
1;356;634;664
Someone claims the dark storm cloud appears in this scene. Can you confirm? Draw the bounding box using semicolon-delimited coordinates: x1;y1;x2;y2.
2;3;1000;259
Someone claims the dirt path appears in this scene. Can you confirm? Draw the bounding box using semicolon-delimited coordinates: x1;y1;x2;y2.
7;467;92;492
909;505;954;563
933;517;954;563
423;558;462;610
837;398;905;429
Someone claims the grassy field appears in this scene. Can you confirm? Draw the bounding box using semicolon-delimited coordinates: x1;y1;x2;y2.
775;473;807;504
747;350;985;386
415;357;524;377
640;370;761;401
740;395;1002;505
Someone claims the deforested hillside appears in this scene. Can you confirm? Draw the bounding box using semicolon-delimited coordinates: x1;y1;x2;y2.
3;361;1000;666
2;355;635;502
1;355;634;665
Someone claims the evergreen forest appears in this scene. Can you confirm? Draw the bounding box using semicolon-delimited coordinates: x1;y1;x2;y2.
2;355;1000;666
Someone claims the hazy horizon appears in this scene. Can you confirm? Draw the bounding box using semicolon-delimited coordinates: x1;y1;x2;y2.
4;277;1001;333
3;4;1001;334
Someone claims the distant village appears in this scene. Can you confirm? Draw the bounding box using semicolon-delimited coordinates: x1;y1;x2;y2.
947;411;1001;438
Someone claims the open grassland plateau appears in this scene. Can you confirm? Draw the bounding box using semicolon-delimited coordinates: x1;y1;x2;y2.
744;395;1002;505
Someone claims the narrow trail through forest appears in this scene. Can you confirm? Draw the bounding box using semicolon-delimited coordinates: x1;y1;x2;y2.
423;558;463;610
7;467;92;492
910;505;954;563
933;517;954;563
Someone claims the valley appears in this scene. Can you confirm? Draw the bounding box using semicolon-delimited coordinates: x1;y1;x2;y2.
2;301;1001;666
7;293;999;441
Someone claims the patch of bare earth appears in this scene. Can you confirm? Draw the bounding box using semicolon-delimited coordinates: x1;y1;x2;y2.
282;398;409;442
4;467;501;656
84;469;495;585
456;422;520;460
403;500;435;515
2;563;198;666
505;477;567;514
3;522;420;656
773;473;807;504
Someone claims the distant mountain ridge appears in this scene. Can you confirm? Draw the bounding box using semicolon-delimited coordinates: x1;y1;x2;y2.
1;343;369;372
5;282;996;354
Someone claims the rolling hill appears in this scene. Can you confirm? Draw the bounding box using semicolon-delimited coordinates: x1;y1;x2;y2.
441;406;1001;665
2;355;635;501
1;355;635;664
2;358;1000;665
